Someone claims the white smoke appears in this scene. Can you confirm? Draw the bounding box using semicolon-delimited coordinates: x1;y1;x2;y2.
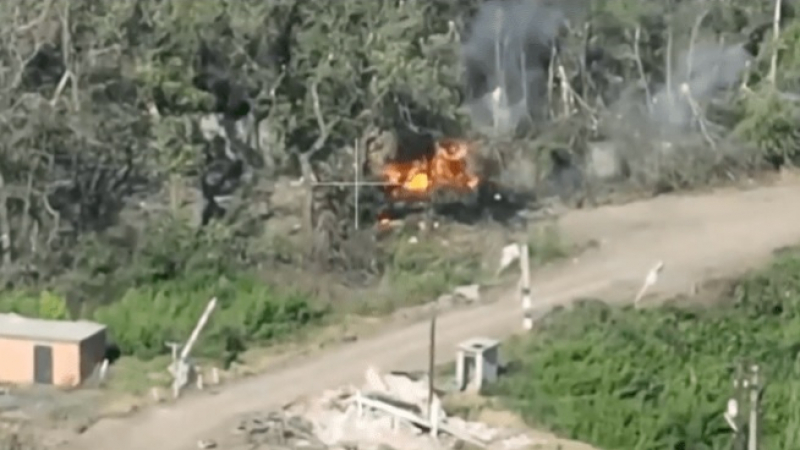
461;0;585;135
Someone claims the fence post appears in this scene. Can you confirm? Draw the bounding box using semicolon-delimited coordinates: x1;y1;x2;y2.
519;244;532;330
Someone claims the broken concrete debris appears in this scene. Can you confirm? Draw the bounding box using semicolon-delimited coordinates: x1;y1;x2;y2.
452;284;481;303
436;283;482;310
220;367;534;450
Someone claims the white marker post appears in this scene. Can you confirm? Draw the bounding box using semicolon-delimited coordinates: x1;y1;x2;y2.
634;261;664;308
99;358;109;381
519;244;533;330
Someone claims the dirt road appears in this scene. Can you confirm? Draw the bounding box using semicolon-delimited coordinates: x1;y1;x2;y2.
65;181;800;450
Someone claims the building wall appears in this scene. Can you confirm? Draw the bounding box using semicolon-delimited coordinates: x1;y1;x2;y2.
78;330;107;382
0;337;82;387
53;341;81;387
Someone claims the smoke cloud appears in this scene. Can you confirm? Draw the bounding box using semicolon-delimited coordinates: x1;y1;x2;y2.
462;1;751;139
461;0;584;135
649;42;751;132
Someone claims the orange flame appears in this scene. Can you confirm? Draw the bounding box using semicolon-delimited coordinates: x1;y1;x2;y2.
381;139;480;201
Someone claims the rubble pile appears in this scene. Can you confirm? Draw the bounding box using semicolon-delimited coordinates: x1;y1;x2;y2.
215;368;536;450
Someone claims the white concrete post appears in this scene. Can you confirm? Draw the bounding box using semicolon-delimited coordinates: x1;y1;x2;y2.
429;396;441;437
519;244;533;330
99;359;109;381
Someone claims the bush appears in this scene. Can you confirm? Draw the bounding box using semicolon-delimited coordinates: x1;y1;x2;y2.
0;290;70;320
93;272;328;365
67;217;328;365
2;216;327;366
387;238;482;299
490;250;800;450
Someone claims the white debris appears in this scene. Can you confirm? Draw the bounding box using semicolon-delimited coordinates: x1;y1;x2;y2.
498;434;537;449
230;368;537;450
364;366;388;392
436;293;456;309
196;439;217;449
452;284;481;303
498;244;521;274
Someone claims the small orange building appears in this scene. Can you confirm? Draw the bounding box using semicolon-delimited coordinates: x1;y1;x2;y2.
0;313;107;387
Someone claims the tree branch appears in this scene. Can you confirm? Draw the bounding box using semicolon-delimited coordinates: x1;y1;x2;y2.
298;80;340;184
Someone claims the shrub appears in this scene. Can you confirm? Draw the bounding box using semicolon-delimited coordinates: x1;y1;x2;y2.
491;250;800;450
0;290;70;320
93;272;328;364
387;238;482;301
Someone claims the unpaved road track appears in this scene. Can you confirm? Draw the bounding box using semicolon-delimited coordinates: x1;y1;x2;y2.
66;181;800;450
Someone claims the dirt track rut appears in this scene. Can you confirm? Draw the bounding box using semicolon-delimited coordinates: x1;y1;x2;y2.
65;181;800;450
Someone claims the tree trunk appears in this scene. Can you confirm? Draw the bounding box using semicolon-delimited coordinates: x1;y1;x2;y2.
0;170;12;267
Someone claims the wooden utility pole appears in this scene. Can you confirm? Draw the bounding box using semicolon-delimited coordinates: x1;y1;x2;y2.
427;309;437;418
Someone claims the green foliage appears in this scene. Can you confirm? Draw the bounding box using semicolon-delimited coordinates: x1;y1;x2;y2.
734;20;800;166
38;291;70;320
527;224;568;265
387;238;482;301
67;217;258;305
94;272;327;364
61;216;326;364
734;88;799;164
491;250;800;450
6;0;800;382
126;1;221;115
0;290;70;320
0;215;324;365
281;1;464;148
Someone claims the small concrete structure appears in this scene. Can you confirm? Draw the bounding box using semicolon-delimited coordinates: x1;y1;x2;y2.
0;313;107;387
455;337;500;392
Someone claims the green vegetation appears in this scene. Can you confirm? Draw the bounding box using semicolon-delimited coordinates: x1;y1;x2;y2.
0;0;798;372
1;218;329;365
491;250;800;450
381;237;483;305
0;290;70;320
94;275;325;364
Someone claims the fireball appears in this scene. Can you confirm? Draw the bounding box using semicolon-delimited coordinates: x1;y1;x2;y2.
381;138;480;201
